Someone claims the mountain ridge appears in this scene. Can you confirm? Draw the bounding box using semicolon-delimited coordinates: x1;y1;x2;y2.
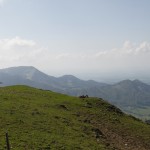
0;66;150;119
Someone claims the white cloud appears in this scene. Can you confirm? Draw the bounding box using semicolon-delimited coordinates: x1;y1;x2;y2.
0;37;150;80
0;37;41;66
95;41;150;57
87;41;150;80
0;36;35;50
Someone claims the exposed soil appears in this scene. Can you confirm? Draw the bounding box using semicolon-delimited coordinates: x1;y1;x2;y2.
77;108;150;150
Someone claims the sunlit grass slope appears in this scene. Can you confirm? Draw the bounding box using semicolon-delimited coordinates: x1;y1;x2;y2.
0;85;150;150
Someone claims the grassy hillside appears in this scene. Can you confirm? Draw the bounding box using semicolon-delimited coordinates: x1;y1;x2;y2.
0;86;150;150
1;66;150;120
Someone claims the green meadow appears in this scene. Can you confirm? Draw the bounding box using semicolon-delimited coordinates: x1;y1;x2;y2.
0;85;150;150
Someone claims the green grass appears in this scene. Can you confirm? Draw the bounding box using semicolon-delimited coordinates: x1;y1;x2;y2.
0;85;150;150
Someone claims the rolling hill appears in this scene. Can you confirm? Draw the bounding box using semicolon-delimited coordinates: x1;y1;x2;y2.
75;79;150;119
0;66;150;119
0;85;150;149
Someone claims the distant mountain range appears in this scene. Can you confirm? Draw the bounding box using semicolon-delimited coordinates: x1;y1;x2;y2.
0;66;150;119
0;66;106;91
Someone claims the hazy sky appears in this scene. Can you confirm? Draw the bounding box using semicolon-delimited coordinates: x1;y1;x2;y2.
0;0;150;82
